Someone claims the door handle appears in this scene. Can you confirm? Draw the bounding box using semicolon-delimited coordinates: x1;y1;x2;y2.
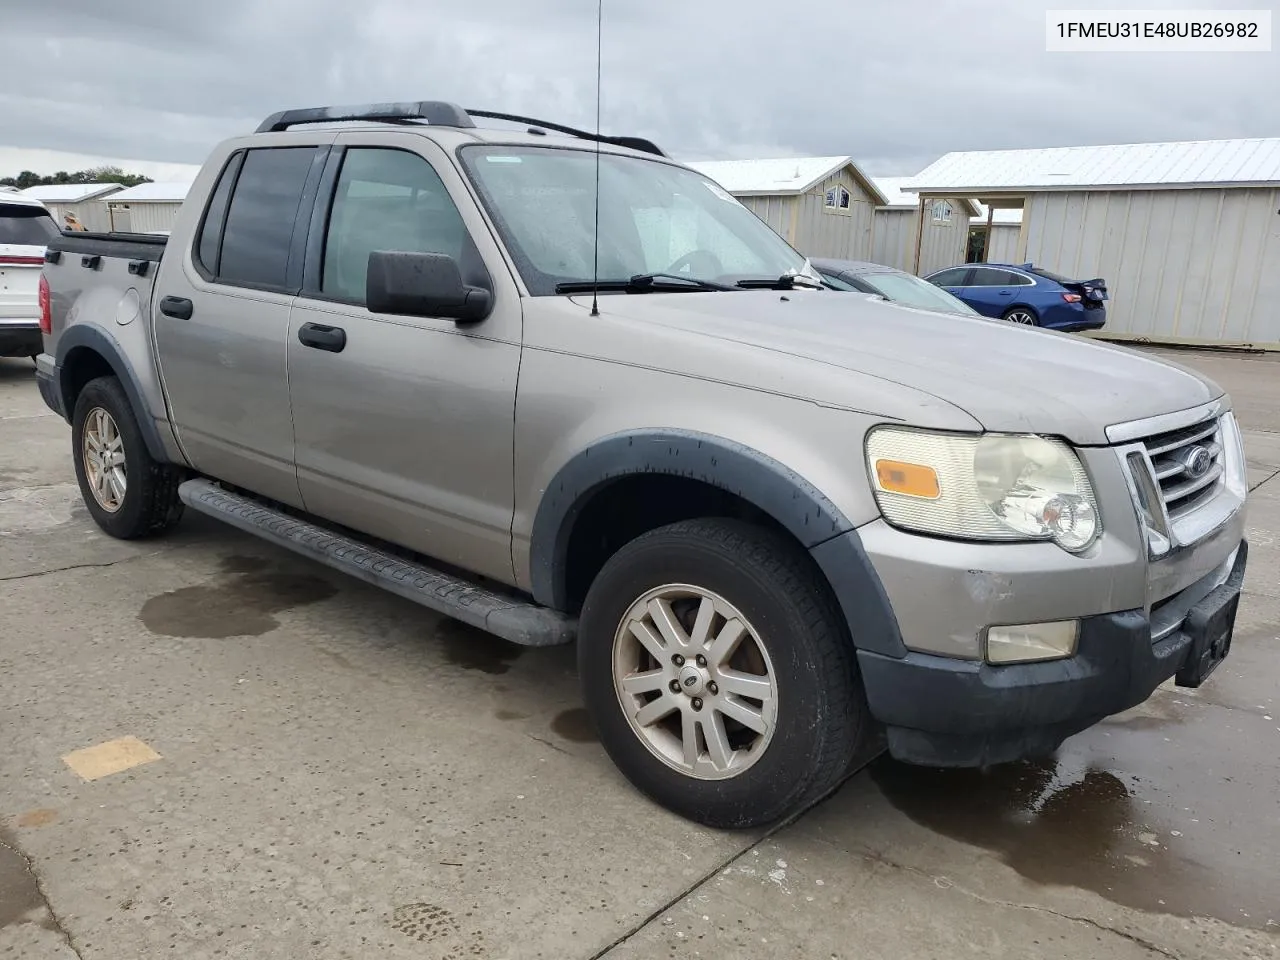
997;290;1013;296
298;322;347;353
159;296;193;319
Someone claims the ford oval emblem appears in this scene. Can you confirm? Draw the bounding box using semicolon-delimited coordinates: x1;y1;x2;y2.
1182;445;1213;480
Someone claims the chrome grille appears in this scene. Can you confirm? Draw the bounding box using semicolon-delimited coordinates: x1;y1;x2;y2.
1139;416;1224;519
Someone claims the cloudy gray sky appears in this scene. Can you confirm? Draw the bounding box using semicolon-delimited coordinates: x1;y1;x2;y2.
2;0;1277;178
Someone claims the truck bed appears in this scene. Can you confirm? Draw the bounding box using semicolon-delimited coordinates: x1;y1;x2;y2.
46;230;168;265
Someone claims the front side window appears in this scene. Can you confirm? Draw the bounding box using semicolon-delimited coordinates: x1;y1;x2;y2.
321;148;468;304
217;147;316;289
461;146;808;295
928;267;969;286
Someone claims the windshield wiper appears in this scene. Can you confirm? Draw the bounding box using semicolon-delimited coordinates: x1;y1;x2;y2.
734;273;826;291
555;273;733;294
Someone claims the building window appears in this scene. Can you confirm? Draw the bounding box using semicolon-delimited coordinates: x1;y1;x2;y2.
930;200;953;224
824;185;852;212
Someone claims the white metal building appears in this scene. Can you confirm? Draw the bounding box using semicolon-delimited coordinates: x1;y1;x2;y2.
910;138;1280;349
20;182;123;232
104;181;192;234
870;177;977;274
686;157;888;261
969;202;1023;264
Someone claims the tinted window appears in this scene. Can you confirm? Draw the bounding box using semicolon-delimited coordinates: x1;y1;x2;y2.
1025;266;1072;284
969;268;1019;286
196;153;241;275
218;147;315;289
928;268;969;286
322;149;468;304
0;204;58;245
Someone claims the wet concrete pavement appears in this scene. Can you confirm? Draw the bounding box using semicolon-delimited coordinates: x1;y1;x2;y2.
1;348;1278;959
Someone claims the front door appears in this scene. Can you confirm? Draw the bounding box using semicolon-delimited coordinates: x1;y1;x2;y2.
154;142;331;507
286;136;522;584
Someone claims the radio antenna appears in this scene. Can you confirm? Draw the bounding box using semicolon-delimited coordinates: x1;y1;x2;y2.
589;0;603;317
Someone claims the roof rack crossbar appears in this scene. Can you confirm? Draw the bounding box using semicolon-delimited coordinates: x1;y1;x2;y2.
255;101;476;134
464;109;667;158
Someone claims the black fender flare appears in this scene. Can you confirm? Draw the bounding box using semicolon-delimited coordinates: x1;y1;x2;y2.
529;429;905;657
55;324;170;463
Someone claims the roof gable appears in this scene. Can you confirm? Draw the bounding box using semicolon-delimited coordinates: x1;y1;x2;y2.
686;156;888;204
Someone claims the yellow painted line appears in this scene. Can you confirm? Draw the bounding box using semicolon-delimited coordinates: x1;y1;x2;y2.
62;736;161;782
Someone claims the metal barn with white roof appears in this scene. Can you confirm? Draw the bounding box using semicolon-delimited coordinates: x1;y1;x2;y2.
20;182;123;232
686;157;888;261
870;177;978;275
910;138;1280;349
104;181;193;234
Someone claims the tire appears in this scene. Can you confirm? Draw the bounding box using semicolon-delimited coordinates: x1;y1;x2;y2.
1002;306;1039;326
71;375;184;539
578;517;870;829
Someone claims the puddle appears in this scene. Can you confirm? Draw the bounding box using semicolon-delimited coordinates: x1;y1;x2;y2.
218;554;272;575
437;620;524;675
550;707;597;743
14;810;56;829
0;826;52;932
872;752;1269;927
140;571;338;638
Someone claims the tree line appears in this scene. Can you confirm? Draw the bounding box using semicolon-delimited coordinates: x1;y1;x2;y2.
0;165;153;189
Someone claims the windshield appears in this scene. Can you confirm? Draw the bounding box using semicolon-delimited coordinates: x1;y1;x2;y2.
460;146;811;295
858;272;979;315
0;205;59;246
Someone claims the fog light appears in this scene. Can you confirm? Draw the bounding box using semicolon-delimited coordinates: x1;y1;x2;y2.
985;620;1079;664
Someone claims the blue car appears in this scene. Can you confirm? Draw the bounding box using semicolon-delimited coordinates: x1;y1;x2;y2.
923;262;1108;332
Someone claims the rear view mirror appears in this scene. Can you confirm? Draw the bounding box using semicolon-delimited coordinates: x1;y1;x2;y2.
366;250;493;324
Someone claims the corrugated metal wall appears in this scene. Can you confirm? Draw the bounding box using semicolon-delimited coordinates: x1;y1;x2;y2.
793;171;875;260
871;206;971;274
1020;188;1280;348
43;200;113;232
108;202;182;234
985;223;1021;263
739;195;794;239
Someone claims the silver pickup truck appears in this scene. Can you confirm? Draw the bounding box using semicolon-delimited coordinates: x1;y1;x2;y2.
36;101;1248;828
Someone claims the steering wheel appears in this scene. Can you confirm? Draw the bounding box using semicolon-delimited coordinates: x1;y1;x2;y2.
667;250;725;278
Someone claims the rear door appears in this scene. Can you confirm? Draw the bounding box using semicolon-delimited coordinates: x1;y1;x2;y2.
962;267;1019;317
285;134;523;584
154;140;331;507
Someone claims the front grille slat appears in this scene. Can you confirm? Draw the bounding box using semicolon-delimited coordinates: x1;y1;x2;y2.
1137;415;1225;519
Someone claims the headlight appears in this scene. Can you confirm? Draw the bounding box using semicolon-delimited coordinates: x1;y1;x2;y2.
866;427;1101;552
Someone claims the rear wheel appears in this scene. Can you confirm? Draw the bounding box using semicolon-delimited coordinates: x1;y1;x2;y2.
1003;307;1039;326
72;376;184;539
578;518;870;828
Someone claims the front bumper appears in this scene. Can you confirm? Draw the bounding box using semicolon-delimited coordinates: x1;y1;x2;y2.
857;541;1247;766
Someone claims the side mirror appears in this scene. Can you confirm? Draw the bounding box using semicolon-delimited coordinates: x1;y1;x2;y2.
366;250;493;324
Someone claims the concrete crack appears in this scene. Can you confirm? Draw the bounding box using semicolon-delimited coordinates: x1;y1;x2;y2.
855;846;1180;960
0;835;86;960
1249;466;1280;493
0;549;169;582
526;734;572;756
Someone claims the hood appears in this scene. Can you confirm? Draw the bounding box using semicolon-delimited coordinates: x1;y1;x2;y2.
594;291;1222;445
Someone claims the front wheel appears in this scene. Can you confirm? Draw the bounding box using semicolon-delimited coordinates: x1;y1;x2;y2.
578;518;870;828
71;376;184;539
1003;307;1039;326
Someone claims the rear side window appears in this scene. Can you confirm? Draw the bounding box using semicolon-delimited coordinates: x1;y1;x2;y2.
217;148;316;289
195;153;241;275
0;204;58;245
969;268;1019;286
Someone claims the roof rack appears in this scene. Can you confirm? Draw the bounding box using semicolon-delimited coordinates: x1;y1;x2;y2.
464;110;666;157
254;101;666;157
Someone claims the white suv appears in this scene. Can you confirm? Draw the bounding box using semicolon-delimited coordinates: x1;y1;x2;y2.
0;191;58;358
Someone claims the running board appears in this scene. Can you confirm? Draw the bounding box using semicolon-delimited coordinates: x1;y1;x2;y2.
177;478;575;647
